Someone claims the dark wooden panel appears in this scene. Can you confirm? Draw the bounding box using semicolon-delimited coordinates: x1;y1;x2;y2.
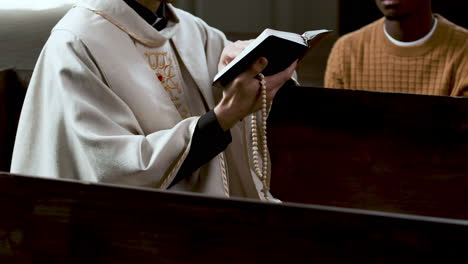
267;86;468;219
0;173;467;263
0;69;27;172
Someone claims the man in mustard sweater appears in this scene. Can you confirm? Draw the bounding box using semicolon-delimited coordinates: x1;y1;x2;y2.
325;0;467;96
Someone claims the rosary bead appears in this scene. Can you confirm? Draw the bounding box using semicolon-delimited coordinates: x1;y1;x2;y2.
250;73;270;201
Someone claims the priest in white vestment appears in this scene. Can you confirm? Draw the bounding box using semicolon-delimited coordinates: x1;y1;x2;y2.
11;0;296;201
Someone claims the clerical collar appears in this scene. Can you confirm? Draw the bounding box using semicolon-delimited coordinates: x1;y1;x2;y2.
122;0;168;31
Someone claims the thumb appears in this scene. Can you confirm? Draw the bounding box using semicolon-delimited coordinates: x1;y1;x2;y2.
241;57;268;79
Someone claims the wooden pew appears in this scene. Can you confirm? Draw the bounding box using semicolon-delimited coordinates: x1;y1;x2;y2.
0;172;467;263
267;86;468;220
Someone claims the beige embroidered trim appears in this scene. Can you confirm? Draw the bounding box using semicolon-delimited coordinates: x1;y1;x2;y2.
145;51;190;118
160;142;191;189
87;9;165;48
219;153;230;197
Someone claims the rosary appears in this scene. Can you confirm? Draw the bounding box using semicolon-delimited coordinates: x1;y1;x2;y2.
251;73;270;200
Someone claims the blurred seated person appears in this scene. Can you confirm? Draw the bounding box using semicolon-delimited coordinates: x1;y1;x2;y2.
325;0;467;96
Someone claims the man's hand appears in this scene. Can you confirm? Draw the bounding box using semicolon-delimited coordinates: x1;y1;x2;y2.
214;57;298;131
218;40;253;72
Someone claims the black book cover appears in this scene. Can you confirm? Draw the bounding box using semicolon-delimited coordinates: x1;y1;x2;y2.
213;29;331;87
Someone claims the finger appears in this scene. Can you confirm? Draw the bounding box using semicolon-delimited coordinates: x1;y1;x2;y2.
238;57;269;80
265;60;298;99
265;60;298;87
280;59;298;80
227;40;253;58
218;41;252;71
219;56;234;69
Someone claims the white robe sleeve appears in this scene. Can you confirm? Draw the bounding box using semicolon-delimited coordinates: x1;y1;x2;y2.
11;30;197;188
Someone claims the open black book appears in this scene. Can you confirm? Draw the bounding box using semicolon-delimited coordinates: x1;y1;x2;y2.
213;28;332;87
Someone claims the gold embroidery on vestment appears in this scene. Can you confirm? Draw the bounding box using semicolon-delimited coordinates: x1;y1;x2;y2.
145;52;189;118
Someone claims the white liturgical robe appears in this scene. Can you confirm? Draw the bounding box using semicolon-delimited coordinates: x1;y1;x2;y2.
11;0;275;200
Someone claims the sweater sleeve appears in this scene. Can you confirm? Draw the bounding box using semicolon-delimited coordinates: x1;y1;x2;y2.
451;48;468;97
324;37;346;89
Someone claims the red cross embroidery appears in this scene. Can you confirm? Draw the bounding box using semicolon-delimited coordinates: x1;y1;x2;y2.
157;73;164;82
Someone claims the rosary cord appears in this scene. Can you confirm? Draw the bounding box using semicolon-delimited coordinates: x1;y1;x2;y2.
251;73;269;200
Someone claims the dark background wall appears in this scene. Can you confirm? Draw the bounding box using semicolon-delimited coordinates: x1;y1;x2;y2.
0;0;465;85
338;0;467;35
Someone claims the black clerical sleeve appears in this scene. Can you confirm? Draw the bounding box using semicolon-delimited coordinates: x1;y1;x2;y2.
169;110;232;187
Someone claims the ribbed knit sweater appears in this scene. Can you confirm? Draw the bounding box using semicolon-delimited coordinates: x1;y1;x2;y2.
325;14;467;96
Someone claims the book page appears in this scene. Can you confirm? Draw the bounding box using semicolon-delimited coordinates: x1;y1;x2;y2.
302;29;333;44
263;28;306;45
